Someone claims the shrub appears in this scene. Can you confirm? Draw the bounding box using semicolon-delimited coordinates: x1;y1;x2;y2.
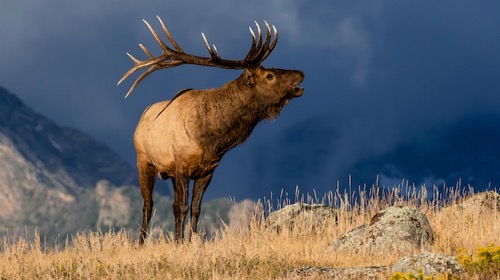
389;268;457;280
456;244;500;278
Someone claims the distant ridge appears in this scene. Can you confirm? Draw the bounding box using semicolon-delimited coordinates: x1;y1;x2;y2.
0;86;136;188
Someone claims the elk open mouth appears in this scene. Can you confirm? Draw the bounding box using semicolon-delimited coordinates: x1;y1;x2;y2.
292;86;304;97
291;79;304;97
291;72;305;97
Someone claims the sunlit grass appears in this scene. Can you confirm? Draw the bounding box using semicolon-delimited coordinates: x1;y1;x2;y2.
0;185;498;279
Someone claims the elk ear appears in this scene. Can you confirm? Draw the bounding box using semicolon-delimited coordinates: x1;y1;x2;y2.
243;68;256;88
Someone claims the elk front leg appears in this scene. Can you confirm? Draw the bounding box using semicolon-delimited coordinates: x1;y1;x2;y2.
172;171;190;242
138;160;157;245
188;173;213;241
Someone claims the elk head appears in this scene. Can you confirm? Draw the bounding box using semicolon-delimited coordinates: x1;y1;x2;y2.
241;67;304;119
117;16;303;98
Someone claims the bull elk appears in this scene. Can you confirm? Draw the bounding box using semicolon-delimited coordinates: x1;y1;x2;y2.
118;17;304;243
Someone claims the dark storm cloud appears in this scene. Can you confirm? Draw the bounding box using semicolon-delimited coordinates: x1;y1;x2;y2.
1;1;499;199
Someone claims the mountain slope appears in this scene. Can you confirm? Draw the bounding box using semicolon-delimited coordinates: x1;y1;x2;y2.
0;128;96;237
0;86;135;188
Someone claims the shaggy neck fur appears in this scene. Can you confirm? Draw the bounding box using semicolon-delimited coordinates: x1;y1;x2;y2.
195;74;288;157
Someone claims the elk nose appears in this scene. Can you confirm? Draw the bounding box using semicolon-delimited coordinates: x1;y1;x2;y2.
297;70;305;82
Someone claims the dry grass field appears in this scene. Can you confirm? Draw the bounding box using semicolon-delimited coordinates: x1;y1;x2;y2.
0;185;498;279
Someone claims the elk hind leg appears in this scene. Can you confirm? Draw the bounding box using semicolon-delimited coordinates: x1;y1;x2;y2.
138;160;157;245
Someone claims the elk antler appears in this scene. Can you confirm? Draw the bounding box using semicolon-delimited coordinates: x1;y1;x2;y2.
118;17;279;98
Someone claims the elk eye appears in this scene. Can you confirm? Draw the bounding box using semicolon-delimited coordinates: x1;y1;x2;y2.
266;73;274;80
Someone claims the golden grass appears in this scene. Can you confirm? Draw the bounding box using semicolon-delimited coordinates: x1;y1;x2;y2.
0;186;498;279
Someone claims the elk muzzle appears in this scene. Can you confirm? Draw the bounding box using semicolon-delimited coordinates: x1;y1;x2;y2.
290;70;305;97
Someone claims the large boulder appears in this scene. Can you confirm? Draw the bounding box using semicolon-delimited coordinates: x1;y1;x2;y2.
449;191;499;212
331;206;434;254
265;203;338;233
391;253;465;278
228;199;261;232
437;191;499;232
289;266;388;279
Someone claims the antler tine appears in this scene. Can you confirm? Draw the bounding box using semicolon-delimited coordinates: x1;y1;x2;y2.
143;19;171;53
123;60;184;98
250;20;273;64
243;26;258;63
156;16;183;52
126;52;141;64
270;25;278;49
117;51;161;86
117;52;150;86
201;33;218;60
260;24;279;62
117;55;139;86
212;44;222;60
254;21;263;56
139;44;154;59
124;65;157;98
118;18;178;88
262;21;273;50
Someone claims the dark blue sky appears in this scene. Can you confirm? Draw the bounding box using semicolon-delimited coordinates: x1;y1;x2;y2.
1;1;499;200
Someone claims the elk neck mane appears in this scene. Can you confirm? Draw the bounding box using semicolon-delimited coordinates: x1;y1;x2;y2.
193;72;287;156
155;88;194;119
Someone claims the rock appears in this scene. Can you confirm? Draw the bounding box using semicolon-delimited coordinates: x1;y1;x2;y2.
451;191;499;212
228;199;261;231
438;191;500;227
391;253;465;277
265;203;338;233
289;265;388;279
331;206;434;254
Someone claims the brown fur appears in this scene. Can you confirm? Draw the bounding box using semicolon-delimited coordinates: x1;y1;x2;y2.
134;66;304;243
